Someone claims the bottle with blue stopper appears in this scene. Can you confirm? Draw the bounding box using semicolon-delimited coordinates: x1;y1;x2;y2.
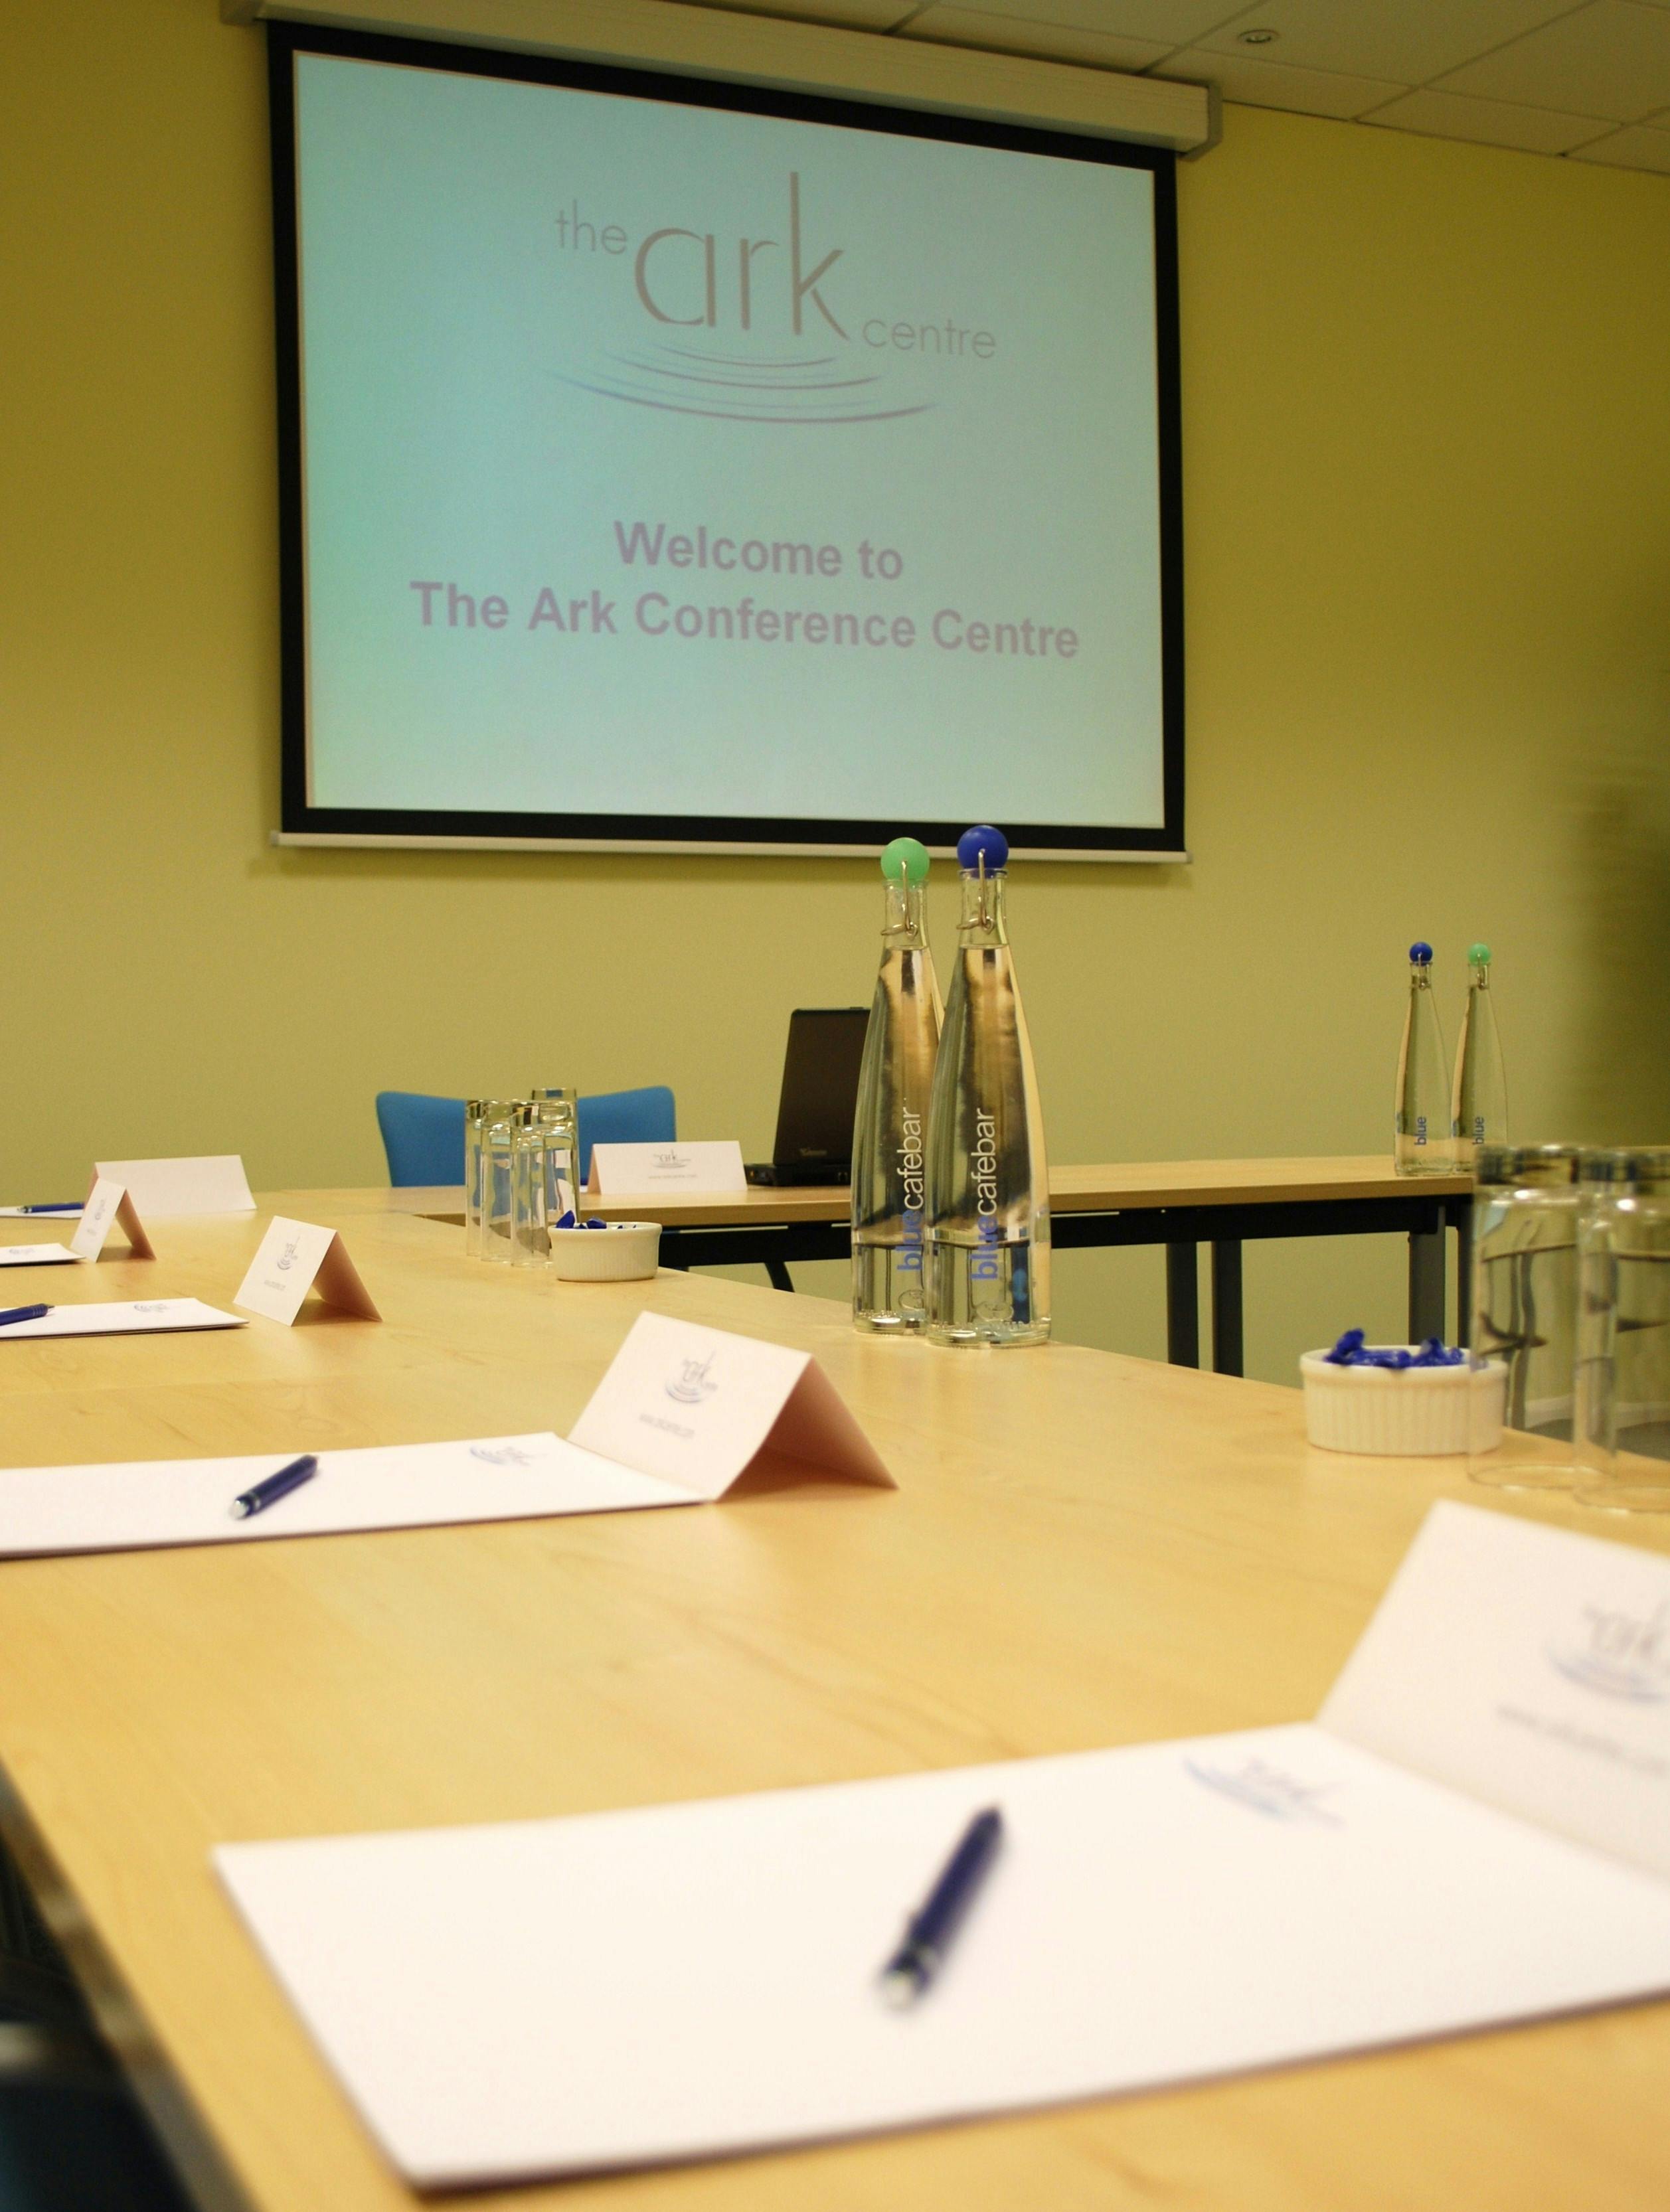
1394;941;1452;1176
924;825;1050;1346
1451;942;1508;1160
851;836;944;1334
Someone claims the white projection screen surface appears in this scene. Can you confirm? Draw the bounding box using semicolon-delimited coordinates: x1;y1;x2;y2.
271;27;1185;858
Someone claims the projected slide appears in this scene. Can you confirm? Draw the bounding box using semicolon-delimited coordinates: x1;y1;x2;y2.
282;42;1179;850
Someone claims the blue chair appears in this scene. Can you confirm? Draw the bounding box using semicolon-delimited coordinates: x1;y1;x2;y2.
576;1086;675;1182
375;1087;677;1187
375;1093;465;1187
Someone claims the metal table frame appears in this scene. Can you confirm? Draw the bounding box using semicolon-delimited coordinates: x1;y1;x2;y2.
659;1190;1475;1376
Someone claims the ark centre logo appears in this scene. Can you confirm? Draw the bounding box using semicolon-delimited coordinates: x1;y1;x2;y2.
551;174;1001;425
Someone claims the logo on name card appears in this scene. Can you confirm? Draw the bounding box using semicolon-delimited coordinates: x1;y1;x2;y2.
665;1353;718;1406
275;1239;301;1274
469;1444;539;1468
653;1151;685;1170
1547;1600;1670;1704
1185;1756;1343;1827
132;1303;172;1314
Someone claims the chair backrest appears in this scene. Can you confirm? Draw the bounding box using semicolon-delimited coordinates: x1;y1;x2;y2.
574;1085;676;1181
375;1093;466;1188
375;1087;677;1187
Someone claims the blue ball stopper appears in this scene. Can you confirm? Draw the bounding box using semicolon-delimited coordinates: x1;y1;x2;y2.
958;825;1009;872
1409;941;1433;966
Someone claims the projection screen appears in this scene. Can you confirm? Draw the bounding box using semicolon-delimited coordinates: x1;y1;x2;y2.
270;25;1185;858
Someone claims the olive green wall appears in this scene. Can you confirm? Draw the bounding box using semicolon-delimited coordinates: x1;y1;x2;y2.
7;1;1670;1380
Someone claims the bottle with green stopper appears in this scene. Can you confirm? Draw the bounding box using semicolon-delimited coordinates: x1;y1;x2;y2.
851;837;944;1334
1394;941;1452;1176
1452;942;1508;1160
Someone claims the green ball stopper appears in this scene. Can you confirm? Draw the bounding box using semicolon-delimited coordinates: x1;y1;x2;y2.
1468;943;1492;967
880;836;930;886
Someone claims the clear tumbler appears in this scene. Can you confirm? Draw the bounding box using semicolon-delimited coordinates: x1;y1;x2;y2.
1467;1143;1583;1488
528;1089;581;1223
511;1115;557;1269
463;1099;487;1259
1575;1148;1670;1514
479;1102;526;1264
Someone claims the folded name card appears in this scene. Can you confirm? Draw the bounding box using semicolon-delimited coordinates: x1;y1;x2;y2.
587;1141;748;1196
216;1504;1670;2191
570;1310;894;1497
234;1218;381;1327
0;1246;86;1269
0;1301;245;1342
0;1316;890;1559
94;1154;255;1218
70;1178;155;1263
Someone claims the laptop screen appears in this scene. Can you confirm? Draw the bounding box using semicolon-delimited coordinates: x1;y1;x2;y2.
772;1009;871;1168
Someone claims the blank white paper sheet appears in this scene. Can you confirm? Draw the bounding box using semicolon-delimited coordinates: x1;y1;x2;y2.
216;1504;1670;2187
0;1301;242;1341
0;1436;684;1559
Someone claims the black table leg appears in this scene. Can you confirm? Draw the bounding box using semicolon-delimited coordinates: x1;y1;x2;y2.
1454;1203;1474;1348
1408;1228;1447;1342
1210;1241;1244;1376
764;1259;795;1293
1166;1243;1200;1368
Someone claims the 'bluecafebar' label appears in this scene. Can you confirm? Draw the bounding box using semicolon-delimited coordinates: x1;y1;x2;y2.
972;1110;1000;1280
898;1109;924;1274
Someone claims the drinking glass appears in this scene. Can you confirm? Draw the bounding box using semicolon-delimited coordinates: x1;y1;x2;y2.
1575;1148;1670;1514
511;1116;557;1269
1467;1144;1583;1488
463;1099;487;1259
528;1089;581;1224
479;1103;526;1264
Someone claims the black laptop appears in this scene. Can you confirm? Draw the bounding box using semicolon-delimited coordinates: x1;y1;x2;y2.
746;1008;871;1186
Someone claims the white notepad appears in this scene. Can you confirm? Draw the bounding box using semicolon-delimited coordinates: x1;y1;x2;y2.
0;1300;242;1340
0;1246;86;1268
216;1504;1670;2188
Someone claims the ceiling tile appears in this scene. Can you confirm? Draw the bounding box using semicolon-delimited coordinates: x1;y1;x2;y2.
930;0;1248;40
1365;86;1616;153
1567;118;1670;162
1434;1;1670;122
690;0;918;25
896;7;1173;69
1191;0;1580;86
1151;47;1405;117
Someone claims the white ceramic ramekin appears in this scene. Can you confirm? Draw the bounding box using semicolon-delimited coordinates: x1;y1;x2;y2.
549;1222;661;1282
1298;1350;1506;1457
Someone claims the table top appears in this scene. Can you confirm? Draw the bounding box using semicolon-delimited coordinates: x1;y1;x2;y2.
310;1154;1473;1232
0;1191;1657;2212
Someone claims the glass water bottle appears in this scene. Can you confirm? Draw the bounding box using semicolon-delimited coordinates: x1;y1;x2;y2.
924;825;1050;1348
1394;942;1451;1176
852;837;943;1334
1451;943;1508;1162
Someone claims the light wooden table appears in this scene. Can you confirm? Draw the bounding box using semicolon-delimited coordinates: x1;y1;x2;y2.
381;1157;1475;1374
0;1196;1655;2212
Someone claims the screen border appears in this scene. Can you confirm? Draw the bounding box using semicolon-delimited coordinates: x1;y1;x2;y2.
268;21;1185;861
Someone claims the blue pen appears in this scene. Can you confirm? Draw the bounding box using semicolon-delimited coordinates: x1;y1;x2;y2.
230;1454;319;1520
880;1806;1004;2006
0;1304;50;1329
19;1204;80;1216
